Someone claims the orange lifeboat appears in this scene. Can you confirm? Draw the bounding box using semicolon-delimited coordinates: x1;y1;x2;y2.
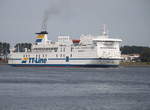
72;40;80;43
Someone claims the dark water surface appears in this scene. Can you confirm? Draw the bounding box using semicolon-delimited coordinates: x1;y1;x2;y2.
0;65;150;110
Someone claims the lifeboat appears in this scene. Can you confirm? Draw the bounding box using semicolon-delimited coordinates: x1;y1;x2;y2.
72;40;80;43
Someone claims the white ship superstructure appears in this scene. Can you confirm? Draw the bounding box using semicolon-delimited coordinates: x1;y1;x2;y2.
8;28;122;67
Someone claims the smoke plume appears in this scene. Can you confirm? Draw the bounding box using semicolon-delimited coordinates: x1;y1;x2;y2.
41;0;68;31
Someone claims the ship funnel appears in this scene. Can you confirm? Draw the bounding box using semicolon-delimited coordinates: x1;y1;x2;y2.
35;31;49;44
36;31;48;35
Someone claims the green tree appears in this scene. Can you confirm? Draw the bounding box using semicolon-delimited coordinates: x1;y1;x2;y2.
120;46;148;54
0;42;2;55
0;42;10;61
14;43;32;52
140;48;150;62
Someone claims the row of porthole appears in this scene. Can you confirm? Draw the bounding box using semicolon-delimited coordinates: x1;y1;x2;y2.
33;49;57;52
56;54;72;58
23;54;73;58
100;47;116;49
23;54;47;58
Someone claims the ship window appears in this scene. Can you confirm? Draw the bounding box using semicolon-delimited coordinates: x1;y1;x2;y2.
63;54;65;57
60;54;62;57
103;41;113;46
78;50;85;52
70;54;72;57
71;47;73;52
45;54;47;57
66;56;69;62
93;41;96;44
56;54;58;57
63;48;65;52
54;48;57;52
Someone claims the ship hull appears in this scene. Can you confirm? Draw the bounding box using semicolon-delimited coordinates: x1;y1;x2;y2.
8;64;119;68
8;58;120;68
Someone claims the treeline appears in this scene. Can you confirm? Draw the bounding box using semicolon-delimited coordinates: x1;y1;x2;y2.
120;46;150;54
121;46;150;62
0;42;10;60
14;43;32;52
0;42;32;61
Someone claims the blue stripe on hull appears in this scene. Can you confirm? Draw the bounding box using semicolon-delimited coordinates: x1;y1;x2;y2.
8;64;119;68
10;58;121;61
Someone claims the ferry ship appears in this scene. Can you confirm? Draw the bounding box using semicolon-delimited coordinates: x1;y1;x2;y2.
8;27;122;67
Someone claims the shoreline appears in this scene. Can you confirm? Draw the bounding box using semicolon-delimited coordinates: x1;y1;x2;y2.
0;62;7;65
120;62;150;66
0;60;8;65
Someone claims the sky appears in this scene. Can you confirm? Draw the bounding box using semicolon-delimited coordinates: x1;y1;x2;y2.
0;0;150;46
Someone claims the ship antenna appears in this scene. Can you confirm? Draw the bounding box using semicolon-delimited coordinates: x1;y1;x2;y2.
41;23;47;32
102;24;107;36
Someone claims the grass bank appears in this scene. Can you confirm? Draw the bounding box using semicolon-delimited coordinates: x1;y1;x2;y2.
120;62;150;66
0;59;8;65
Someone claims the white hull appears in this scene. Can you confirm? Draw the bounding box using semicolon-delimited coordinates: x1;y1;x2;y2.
8;57;121;67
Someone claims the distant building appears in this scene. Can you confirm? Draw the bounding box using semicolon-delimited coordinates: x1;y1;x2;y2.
121;54;140;62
